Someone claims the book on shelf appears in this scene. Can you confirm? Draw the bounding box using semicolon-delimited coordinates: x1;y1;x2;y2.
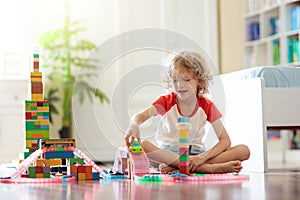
247;22;260;41
291;5;300;31
287;37;300;63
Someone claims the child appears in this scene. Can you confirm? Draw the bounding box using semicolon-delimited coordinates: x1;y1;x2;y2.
124;50;250;174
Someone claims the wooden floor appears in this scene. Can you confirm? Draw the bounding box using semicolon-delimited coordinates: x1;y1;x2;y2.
1;165;300;200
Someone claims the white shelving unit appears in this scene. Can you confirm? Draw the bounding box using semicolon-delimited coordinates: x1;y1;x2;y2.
0;79;28;163
243;0;300;67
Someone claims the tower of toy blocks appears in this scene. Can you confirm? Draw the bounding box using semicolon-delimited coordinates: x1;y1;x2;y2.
21;49;50;160
0;49;103;183
178;116;191;175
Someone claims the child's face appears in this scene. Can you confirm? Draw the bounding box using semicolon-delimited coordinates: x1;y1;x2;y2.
171;63;198;100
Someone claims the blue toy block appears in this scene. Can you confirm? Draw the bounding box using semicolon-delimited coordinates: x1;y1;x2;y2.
44;151;74;159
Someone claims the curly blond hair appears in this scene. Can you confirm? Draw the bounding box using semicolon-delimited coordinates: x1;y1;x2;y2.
165;50;212;97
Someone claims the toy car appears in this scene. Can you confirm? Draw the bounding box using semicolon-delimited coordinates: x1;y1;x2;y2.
129;140;143;153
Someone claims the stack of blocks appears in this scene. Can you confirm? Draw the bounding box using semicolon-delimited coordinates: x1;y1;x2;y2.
68;158;99;180
16;50;101;181
178;116;190;175
28;166;50;178
22;50;50;160
30;52;43;101
25;101;50;152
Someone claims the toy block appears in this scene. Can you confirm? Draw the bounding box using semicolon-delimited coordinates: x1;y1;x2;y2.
86;173;93;180
56;147;64;152
36;173;44;178
77;173;86;180
179;147;189;153
31;94;43;101
41;120;49;125
31;83;43;93
179;138;189;143
69;158;84;165
179;156;189;161
25;112;31;120
32;143;38;148
28;173;36;178
28;166;36;178
179;130;189;138
50;159;63;166
85;166;92;173
77;166;86;173
69;166;77;173
26;140;32;148
43;166;50;174
33;53;39;58
44;151;74;159
30;72;42;77
43;173;50;178
179;143;189;148
26;131;49;138
35;166;43;173
30;77;43;83
33;61;39;69
92;172;100;180
21;174;29;178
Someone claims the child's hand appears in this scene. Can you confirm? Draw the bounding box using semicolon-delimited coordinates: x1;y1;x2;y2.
189;155;206;173
124;123;141;147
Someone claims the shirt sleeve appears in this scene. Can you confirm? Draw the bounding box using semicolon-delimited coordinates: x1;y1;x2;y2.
200;97;222;123
152;92;176;116
152;95;167;115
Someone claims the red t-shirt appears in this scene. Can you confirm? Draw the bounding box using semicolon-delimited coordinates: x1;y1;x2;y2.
152;92;222;149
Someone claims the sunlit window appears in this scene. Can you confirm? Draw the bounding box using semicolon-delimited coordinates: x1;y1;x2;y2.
0;0;27;78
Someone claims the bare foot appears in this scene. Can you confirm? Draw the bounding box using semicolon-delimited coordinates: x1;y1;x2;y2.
159;163;177;174
194;160;243;174
209;161;242;174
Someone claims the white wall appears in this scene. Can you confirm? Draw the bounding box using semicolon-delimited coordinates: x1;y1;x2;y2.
75;0;218;161
219;0;245;73
19;0;219;161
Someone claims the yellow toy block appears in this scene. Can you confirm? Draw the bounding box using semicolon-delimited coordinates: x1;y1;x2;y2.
36;159;62;166
36;173;44;178
41;121;49;125
31;94;43;101
26;140;32;147
78;173;86;180
179;130;189;138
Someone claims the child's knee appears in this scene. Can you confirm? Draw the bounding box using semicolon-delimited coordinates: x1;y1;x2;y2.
239;144;250;160
141;140;152;152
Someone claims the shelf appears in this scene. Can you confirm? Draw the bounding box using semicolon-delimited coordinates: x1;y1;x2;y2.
285;61;300;66
244;9;262;18
285;0;300;5
265;33;281;41
244;0;300;67
245;39;266;47
285;29;300;36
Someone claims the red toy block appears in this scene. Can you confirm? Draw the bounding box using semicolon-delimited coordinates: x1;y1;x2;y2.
77;166;86;173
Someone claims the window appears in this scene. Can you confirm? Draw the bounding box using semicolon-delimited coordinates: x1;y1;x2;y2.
0;1;27;78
